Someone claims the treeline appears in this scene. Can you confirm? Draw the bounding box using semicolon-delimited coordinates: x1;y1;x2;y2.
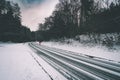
85;1;120;33
0;0;32;42
36;0;120;41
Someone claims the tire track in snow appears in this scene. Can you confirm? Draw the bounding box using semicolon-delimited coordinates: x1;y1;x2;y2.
28;51;54;80
30;42;120;80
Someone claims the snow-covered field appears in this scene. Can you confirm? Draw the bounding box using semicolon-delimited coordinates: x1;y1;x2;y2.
0;43;67;80
41;41;120;62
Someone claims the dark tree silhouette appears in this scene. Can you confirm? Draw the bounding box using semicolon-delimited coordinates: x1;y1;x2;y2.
36;0;120;41
0;0;32;42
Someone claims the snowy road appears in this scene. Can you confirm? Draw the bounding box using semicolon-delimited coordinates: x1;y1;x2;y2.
29;42;120;80
0;43;67;80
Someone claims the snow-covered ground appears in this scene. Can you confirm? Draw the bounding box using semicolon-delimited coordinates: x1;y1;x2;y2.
1;41;120;80
41;41;120;62
0;43;67;80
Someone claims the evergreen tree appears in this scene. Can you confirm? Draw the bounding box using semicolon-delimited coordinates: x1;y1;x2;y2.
0;0;32;42
37;0;120;40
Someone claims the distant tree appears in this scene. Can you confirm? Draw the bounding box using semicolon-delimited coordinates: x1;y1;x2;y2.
20;26;32;42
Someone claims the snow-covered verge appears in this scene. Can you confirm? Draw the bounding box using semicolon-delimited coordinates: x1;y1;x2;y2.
41;40;120;62
0;43;67;80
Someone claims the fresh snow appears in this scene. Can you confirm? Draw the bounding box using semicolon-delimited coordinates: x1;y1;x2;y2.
0;43;67;80
1;41;120;80
41;41;120;62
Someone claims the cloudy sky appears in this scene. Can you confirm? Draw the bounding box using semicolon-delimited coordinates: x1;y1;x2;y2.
9;0;59;31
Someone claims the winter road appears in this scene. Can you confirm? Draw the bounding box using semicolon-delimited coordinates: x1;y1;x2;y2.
29;43;120;80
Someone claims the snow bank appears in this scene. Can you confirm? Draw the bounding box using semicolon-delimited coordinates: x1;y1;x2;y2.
0;43;51;80
41;41;120;62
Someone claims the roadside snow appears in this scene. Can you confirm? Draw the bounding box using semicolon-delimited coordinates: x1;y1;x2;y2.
0;43;51;80
0;43;67;80
41;41;120;62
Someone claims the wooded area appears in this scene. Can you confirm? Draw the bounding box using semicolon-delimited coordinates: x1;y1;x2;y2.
0;0;32;42
0;0;120;43
37;0;120;41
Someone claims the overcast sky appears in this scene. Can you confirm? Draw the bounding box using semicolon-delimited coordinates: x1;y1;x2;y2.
9;0;59;31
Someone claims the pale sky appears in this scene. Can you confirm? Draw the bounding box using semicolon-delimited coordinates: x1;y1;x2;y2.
9;0;59;31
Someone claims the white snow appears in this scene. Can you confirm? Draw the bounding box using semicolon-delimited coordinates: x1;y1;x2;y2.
0;43;67;80
41;41;120;62
1;41;120;80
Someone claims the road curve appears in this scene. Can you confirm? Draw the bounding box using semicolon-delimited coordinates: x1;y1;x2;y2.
29;43;120;80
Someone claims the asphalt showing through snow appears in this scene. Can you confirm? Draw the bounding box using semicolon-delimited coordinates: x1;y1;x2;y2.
29;43;120;80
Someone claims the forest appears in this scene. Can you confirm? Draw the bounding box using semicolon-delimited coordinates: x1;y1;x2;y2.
0;0;32;42
0;0;120;45
36;0;120;44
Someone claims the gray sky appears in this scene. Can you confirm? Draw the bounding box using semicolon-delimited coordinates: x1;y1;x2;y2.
9;0;59;31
